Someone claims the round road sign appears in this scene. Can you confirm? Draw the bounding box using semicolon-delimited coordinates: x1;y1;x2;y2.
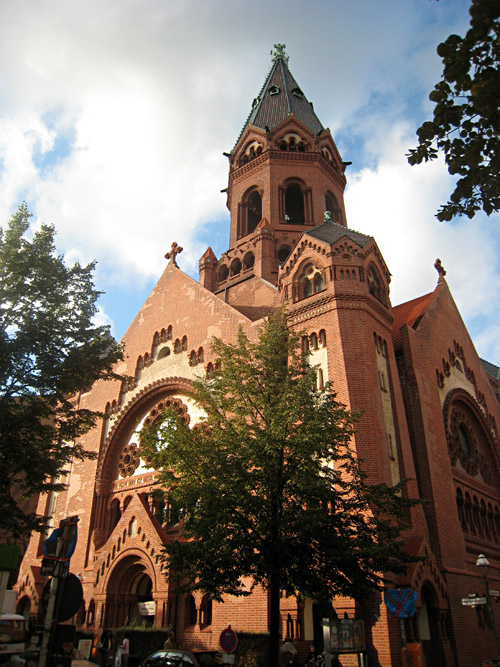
219;625;238;654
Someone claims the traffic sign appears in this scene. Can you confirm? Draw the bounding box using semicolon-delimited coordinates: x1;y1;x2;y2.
219;626;238;654
462;597;486;606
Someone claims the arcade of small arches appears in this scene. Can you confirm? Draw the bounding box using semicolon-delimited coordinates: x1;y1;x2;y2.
217;251;255;284
455;487;500;544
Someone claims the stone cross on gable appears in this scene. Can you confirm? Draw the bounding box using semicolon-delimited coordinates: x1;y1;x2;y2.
434;258;447;282
165;242;183;267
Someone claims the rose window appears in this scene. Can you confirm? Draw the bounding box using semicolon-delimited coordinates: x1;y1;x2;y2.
118;443;140;478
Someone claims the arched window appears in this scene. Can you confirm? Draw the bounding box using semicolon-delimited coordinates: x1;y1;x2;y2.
230;258;242;276
456;488;466;530
367;264;387;305
185;595;197;627
128;517;138;537
200;595;213;627
218;265;229;283
296;263;325;301
277;245;291;265
325;191;343;224
109;499;121;533
285;184;305;224
243;252;255;271
238;187;262;238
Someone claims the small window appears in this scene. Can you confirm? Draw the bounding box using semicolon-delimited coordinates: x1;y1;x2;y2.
185;595;197;627
458;424;471;457
230;258;242;276
291;87;303;98
218;265;229;283
277;245;291;264
243;252;255;270
200;595;213;627
325;191;342;224
297;263;325;300
269;85;280;96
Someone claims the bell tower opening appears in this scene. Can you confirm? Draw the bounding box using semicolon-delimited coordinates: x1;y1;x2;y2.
285;184;305;224
238;187;262;239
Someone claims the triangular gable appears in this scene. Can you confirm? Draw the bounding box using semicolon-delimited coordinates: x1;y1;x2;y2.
392;289;439;352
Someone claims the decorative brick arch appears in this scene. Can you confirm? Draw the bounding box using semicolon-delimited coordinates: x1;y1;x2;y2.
98;377;194;481
443;388;500;485
99;549;159;628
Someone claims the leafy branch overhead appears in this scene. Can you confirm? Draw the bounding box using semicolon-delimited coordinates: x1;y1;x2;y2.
407;0;500;220
0;204;124;538
141;310;418;667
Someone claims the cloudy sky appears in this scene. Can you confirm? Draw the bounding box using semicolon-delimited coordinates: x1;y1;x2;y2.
1;0;499;364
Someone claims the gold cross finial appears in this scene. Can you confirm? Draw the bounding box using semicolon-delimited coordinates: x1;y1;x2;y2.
165;242;183;267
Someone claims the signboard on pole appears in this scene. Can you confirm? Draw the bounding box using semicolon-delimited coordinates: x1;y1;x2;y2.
462;597;487;606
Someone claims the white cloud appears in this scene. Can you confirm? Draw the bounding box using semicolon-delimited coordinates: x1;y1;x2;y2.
1;0;498;361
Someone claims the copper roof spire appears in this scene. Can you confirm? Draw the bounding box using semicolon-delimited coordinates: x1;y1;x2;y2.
233;45;325;151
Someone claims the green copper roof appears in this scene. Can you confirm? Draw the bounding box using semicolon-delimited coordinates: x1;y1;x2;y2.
234;45;325;151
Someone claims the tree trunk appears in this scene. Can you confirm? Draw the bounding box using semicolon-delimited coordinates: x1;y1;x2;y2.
269;571;281;667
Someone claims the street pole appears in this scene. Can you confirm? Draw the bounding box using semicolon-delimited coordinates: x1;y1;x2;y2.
476;554;500;665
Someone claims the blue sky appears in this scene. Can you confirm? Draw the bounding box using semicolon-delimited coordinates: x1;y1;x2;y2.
0;0;499;364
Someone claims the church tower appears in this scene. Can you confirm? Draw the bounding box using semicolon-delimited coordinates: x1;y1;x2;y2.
199;44;349;319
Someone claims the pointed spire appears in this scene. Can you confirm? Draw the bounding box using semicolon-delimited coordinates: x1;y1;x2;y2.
233;46;324;151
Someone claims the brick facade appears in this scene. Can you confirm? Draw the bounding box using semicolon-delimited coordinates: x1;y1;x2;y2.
16;49;500;667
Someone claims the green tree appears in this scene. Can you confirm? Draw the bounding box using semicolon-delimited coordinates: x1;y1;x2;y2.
407;0;500;220
0;203;123;539
141;311;416;667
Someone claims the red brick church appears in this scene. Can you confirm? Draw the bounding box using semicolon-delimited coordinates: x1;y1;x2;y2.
16;45;500;667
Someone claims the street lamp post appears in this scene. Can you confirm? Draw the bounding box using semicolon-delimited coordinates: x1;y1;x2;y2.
476;553;500;665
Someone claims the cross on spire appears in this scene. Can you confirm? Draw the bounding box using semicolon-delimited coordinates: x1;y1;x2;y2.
271;44;288;63
165;242;183;267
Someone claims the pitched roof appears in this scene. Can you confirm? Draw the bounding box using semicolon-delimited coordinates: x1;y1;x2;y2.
306;219;373;247
481;358;500;380
392;291;436;351
234;46;324;151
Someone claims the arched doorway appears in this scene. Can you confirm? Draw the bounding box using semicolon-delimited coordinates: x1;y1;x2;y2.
104;555;155;628
418;583;446;667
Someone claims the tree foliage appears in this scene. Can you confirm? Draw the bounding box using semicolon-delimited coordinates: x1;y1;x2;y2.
0;204;123;539
407;0;500;220
141;310;417;666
